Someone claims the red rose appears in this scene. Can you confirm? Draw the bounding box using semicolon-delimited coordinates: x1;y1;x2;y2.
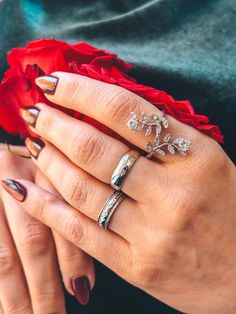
0;39;223;143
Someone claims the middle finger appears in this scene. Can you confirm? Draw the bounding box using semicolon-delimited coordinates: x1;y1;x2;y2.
20;103;168;203
24;136;142;241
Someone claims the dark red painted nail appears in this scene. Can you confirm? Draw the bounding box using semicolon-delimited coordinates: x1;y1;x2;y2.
71;276;90;305
1;179;27;202
35;75;59;95
25;137;45;159
20;107;40;127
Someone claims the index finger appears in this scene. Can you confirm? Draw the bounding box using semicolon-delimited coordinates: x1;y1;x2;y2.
35;72;199;161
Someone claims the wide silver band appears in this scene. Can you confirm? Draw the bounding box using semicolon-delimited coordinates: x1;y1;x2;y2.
111;150;140;191
97;191;125;229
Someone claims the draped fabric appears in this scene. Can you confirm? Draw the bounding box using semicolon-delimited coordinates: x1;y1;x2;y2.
0;1;235;313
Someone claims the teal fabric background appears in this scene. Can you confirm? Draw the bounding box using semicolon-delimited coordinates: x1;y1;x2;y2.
0;0;235;313
0;0;236;163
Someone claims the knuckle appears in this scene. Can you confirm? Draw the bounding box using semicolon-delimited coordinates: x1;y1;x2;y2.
105;88;140;123
170;191;197;231
131;237;176;290
18;223;51;256
70;130;105;171
59;248;85;264
194;140;227;175
157;238;178;268
0;246;16;275
133;263;165;290
37;152;53;178
64;175;89;208
38;111;54;133
37;194;57;223
64;214;86;247
3;302;32;314
66;76;81;107
32;291;65;313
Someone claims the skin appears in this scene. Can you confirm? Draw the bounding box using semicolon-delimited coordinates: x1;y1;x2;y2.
0;144;95;314
3;72;236;313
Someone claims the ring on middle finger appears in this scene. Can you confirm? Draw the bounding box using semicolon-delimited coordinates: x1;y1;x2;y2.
111;149;140;191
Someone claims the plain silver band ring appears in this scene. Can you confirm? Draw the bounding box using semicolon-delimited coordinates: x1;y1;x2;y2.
97;191;125;229
111;150;140;191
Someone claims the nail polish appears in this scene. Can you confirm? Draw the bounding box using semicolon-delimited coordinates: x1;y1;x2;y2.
1;179;27;202
20;107;40;127
71;276;90;305
25;137;45;159
35;75;59;95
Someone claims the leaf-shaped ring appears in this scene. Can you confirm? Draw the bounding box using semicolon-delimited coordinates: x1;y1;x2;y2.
127;112;191;158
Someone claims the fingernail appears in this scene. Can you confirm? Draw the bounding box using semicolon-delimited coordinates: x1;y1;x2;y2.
1;179;27;202
35;75;59;95
71;276;90;305
20;107;40;127
25;137;45;159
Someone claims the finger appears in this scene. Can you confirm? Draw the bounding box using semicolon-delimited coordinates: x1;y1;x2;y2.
56;235;94;304
1;167;66;313
1;178;131;277
24;137;142;241
0;206;33;314
22;103;168;202
35;170;95;304
35;72;201;161
4;198;66;314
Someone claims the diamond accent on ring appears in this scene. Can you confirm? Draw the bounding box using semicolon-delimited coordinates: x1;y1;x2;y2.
127;112;191;158
97;191;125;229
127;112;167;144
146;134;191;157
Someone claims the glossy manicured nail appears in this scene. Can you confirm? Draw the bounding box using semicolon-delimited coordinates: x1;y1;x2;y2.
71;276;90;305
35;75;59;95
1;179;27;202
20;107;40;127
25;137;45;159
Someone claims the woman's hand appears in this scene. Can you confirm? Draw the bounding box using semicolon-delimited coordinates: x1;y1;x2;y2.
3;72;236;314
0;144;94;313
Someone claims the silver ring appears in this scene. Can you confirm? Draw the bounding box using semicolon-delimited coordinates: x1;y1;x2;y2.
111;150;140;191
127;111;191;158
97;191;125;229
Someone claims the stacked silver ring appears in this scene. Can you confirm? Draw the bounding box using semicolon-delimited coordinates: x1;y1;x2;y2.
97;191;125;229
98;110;191;230
97;150;140;229
111;150;140;191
